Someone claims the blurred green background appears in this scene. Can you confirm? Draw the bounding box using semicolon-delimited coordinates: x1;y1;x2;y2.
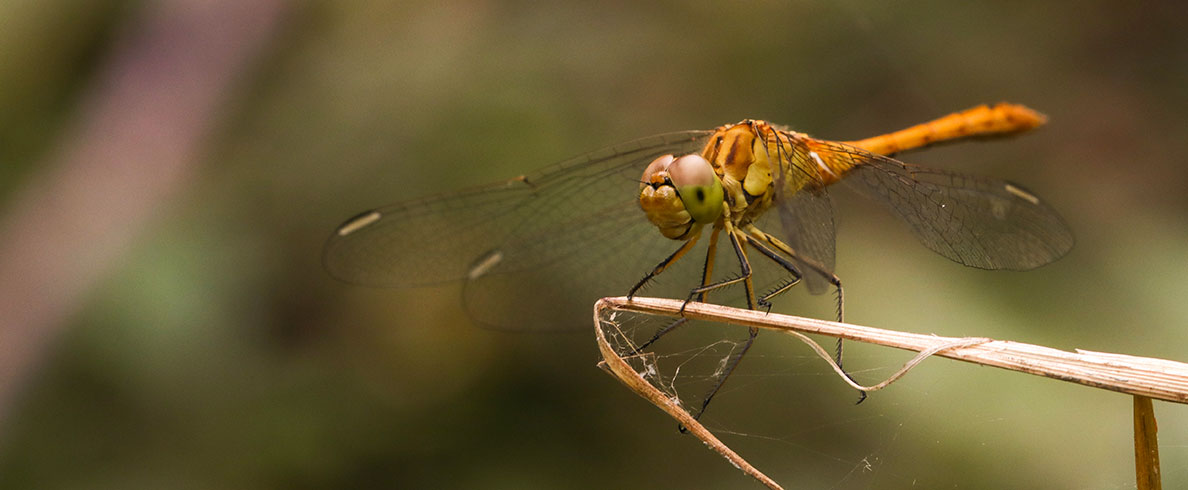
0;1;1186;488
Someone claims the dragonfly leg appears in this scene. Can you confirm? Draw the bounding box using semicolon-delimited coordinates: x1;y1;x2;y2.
744;227;844;322
744;231;866;404
633;227;722;354
697;226;722;303
628;224;763;425
680;225;760;424
628;232;701;299
630;317;687;356
742;236;803;312
684;224;756;312
685;324;759;425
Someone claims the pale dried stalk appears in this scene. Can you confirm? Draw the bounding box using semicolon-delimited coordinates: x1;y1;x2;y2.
599;297;1188;404
593;301;784;490
594;296;1187;488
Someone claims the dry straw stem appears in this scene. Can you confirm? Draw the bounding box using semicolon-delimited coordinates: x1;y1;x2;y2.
593;301;784;490
598;297;1188;403
594;296;1187;489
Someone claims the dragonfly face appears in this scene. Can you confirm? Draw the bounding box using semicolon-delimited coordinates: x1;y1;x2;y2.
638;154;723;240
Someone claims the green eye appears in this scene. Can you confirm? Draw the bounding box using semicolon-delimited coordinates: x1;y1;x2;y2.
668;155;724;224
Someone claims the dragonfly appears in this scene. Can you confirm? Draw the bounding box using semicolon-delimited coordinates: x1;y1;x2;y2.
324;103;1073;416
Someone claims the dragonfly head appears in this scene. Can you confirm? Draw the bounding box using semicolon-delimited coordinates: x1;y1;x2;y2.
639;154;724;239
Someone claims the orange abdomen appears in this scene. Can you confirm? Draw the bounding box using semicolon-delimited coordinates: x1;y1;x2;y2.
845;102;1047;157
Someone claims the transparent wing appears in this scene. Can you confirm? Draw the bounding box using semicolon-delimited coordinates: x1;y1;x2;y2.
768;187;836;294
760;132;838;295
815;141;1074;270
324;130;713;330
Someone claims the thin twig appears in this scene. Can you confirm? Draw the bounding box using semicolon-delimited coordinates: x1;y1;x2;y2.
593;302;784;490
1134;396;1162;490
600;297;1188;404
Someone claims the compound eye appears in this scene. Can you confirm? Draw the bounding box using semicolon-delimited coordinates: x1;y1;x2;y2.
668;154;724;224
667;155;715;188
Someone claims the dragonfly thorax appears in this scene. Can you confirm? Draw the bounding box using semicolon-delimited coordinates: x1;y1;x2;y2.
702;120;785;228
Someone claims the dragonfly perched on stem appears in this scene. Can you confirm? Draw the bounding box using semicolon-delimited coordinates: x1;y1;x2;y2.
324;103;1073;418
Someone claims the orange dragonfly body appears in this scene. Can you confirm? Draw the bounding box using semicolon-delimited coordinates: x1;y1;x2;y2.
632;103;1065;318
325;103;1071;365
622;104;1068;413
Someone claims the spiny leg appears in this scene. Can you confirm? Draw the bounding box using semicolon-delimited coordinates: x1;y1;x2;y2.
687;226;760;422
744;233;846;361
686;324;757;424
697;226;722;304
684;223;756;311
634;227;722;354
628;232;701;299
745;226;845;322
626;225;760;423
742;236;803;312
743;230;866;404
